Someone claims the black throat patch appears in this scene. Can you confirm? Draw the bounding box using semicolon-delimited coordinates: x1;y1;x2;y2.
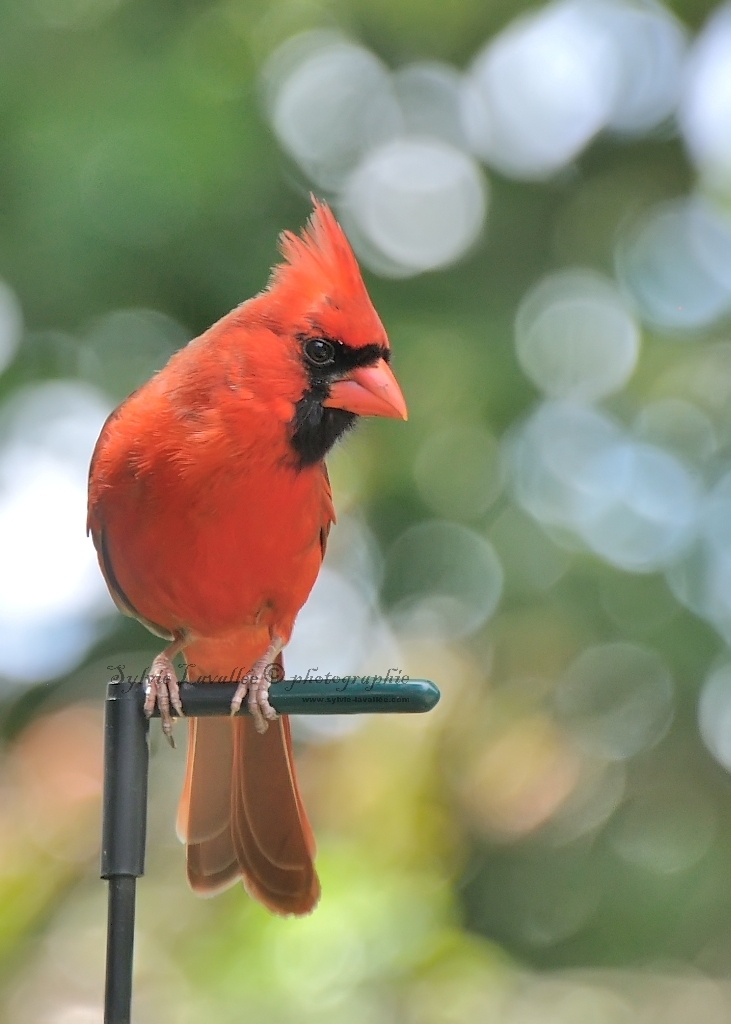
289;339;389;468
290;393;357;466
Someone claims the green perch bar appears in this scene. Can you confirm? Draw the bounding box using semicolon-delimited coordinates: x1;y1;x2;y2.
140;678;440;716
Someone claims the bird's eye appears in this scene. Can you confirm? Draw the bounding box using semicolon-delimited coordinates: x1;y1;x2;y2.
304;338;335;367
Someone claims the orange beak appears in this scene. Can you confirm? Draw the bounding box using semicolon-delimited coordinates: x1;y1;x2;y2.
323;358;408;420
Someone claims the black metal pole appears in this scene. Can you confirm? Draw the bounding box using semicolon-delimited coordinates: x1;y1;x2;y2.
101;681;149;1024
104;877;137;1022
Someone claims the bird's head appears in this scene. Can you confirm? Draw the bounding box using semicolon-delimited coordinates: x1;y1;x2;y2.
259;199;407;466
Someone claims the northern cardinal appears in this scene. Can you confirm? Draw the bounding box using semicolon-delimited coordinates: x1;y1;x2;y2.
87;201;407;914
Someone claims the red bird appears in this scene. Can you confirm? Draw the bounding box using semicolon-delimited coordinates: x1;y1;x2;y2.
87;202;407;914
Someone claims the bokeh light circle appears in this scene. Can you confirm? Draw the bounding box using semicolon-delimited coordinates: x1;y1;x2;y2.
666;469;731;643
555;641;674;759
509;401;625;530
264;32;401;190
616;199;731;331
577;442;700;572
687;195;731;294
382;520;503;639
608;784;717;874
680;3;731;194
599;0;688;135
393;62;467;148
342;138;487;275
633;398;717;466
699;662;731;771
0;280;24;378
287;567;374;682
0;380;115;684
82;308;191;400
413;424;503;521
461;0;619;180
515;269;640;402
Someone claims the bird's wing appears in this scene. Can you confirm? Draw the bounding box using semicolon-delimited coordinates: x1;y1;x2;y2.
89;520;174;641
319;462;335;560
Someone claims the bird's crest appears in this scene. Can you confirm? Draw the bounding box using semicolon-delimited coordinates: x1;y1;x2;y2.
263;198;388;351
270;198;360;292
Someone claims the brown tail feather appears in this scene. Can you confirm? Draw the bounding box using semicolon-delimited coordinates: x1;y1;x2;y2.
187;828;240;897
177;659;319;914
230;715;320;915
177;718;233;844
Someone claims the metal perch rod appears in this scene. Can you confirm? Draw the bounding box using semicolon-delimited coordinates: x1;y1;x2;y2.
101;677;440;1024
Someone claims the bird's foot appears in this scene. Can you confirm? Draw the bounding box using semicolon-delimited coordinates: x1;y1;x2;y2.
230;637;283;734
145;653;184;747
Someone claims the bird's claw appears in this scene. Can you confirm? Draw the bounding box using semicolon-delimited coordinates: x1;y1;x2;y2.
249;676;279;734
230;678;247;717
230;657;279;734
144;654;184;747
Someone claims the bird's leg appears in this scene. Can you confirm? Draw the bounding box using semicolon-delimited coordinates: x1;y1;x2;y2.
144;630;188;747
231;635;284;734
